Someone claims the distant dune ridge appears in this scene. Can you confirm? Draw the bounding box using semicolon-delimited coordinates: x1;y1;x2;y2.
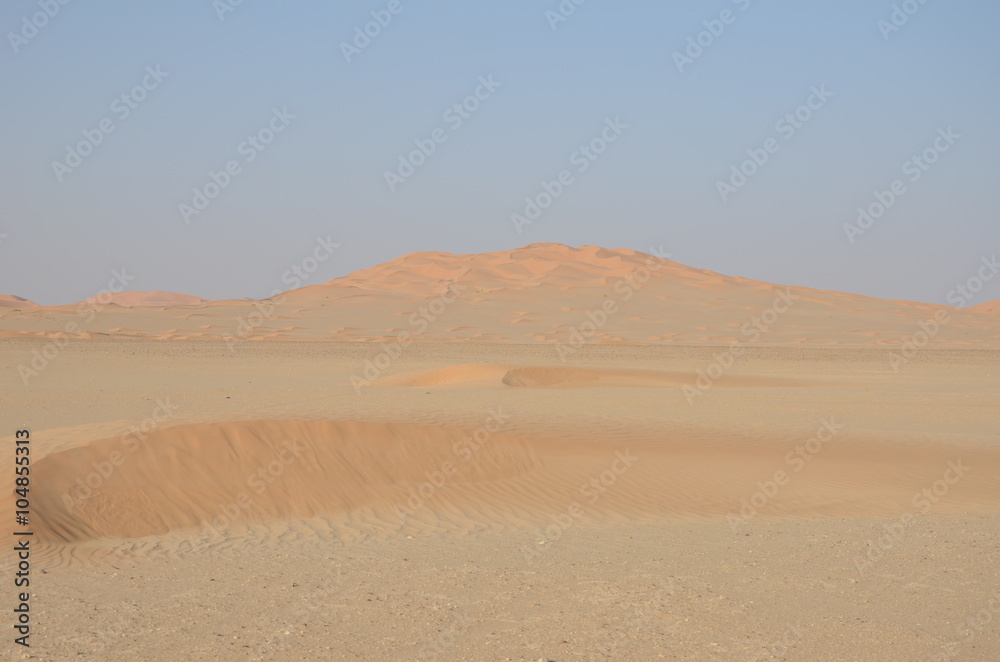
98;290;213;308
1;243;998;345
971;299;1000;313
0;294;37;309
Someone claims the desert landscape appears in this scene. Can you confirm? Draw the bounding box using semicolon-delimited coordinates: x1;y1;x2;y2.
5;1;997;658
2;244;999;660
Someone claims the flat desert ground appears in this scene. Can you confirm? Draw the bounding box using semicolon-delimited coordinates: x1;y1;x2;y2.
2;246;999;661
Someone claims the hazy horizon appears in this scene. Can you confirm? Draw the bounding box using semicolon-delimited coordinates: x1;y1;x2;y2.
5;241;1000;309
2;0;998;307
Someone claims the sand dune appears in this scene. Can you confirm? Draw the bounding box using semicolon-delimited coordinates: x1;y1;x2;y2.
19;415;1000;551
28;419;538;543
3;247;1000;660
0;294;37;309
377;363;816;389
971;299;1000;313
4;244;998;346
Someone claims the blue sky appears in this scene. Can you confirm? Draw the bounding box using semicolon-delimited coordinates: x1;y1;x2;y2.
1;0;998;305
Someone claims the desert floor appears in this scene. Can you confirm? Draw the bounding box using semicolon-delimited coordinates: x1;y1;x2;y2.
2;338;999;661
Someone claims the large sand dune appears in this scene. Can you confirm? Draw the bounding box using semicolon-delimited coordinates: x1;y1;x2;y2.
4;244;999;346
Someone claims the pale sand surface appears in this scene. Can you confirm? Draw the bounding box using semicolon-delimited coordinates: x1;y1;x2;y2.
2;339;999;660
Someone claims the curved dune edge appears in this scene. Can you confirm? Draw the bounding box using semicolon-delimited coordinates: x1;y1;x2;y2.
14;419;1000;558
28;419;541;544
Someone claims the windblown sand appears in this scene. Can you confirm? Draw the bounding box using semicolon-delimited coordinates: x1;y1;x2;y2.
2;338;999;661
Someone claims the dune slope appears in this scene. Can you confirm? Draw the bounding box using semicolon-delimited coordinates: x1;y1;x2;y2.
3;244;998;345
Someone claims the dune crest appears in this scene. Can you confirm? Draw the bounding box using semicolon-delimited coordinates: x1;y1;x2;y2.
18;416;1000;552
0;294;37;309
970;299;1000;313
2;244;999;346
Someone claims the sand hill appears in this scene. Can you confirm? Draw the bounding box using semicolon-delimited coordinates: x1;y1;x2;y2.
971;299;1000;313
2;244;998;346
0;294;37;310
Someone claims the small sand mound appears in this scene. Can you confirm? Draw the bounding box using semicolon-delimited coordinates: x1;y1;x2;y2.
28;419;540;544
379;364;817;389
376;364;509;386
18;418;1000;552
500;366;686;387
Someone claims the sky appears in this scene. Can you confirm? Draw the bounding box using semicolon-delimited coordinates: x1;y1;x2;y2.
1;0;998;307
